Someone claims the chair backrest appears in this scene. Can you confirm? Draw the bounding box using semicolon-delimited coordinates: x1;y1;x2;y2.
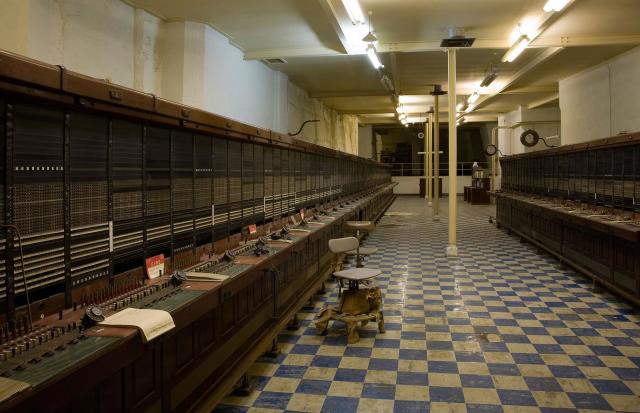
328;236;359;254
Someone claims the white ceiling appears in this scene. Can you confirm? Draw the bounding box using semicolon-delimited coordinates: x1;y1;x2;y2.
127;0;640;125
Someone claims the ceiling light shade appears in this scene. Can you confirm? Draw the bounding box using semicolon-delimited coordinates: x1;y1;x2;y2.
342;0;365;24
502;34;530;62
456;103;465;112
396;104;405;114
399;113;407;120
430;85;447;96
362;31;378;43
543;0;570;12
366;44;384;69
467;92;480;104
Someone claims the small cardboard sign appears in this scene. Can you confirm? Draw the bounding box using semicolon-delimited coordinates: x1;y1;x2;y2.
248;224;257;234
145;254;165;279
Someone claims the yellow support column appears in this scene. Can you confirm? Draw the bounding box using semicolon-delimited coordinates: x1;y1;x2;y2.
426;114;432;204
433;96;440;221
446;48;458;258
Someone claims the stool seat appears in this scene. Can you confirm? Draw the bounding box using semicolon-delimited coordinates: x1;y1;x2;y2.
334;267;381;281
346;246;378;255
344;221;375;232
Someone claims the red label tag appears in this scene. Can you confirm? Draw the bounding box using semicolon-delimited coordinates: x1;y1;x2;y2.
145;254;165;279
248;224;257;234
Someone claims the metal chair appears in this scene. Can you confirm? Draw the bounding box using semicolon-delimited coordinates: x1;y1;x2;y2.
329;237;381;296
343;221;378;267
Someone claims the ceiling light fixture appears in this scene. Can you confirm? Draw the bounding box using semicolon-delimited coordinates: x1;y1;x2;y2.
396;104;405;114
543;0;570;12
430;85;447;96
342;0;365;25
362;11;378;43
480;65;497;87
399;113;407;120
467;92;480;104
502;34;530;63
456;103;465;112
380;75;394;92
366;44;384;69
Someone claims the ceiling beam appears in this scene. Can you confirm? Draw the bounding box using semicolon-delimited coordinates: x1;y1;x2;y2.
310;90;391;98
499;85;558;95
244;34;640;61
390;53;401;94
533;34;640;48
316;0;353;55
528;93;559;109
244;47;342;60
471;47;564;112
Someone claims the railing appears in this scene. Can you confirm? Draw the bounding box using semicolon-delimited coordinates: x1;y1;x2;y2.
388;162;489;177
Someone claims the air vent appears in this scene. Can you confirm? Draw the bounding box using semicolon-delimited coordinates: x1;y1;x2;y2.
264;58;287;64
440;37;475;48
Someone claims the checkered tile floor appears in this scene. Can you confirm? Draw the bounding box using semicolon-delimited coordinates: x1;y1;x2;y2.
214;196;640;413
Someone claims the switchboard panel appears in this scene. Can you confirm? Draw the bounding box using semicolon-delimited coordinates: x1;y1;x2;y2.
145;126;171;258
172;131;194;252
194;134;212;244
69;113;109;287
12;103;65;298
213;138;228;239
112;120;143;274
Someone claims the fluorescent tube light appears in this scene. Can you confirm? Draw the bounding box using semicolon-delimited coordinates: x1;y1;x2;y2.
543;0;570;12
502;34;530;63
380;75;394;92
366;44;383;69
467;92;480;104
480;71;497;87
342;0;365;25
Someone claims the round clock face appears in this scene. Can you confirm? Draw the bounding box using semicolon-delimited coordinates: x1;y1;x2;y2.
484;144;498;156
520;129;540;147
418;132;425;139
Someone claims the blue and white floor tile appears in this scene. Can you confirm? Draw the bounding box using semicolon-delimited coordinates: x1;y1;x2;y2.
214;196;640;413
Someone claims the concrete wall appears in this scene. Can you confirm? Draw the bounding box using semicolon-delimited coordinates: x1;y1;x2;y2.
358;125;374;159
287;82;358;153
0;0;358;153
560;45;640;145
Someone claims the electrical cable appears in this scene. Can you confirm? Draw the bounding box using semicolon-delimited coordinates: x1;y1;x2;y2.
0;224;32;331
